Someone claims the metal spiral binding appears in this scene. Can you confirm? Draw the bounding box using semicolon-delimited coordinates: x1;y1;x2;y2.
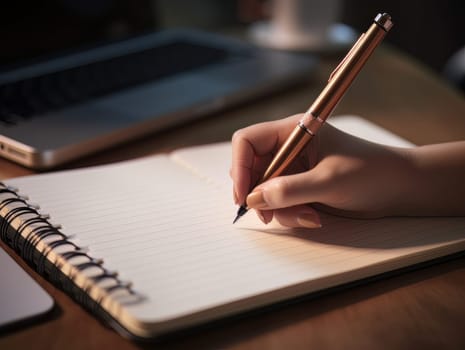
0;182;135;311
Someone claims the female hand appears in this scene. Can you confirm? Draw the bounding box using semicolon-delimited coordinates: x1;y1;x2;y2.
231;114;465;228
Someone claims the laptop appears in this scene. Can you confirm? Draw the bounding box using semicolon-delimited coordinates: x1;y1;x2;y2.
0;3;316;169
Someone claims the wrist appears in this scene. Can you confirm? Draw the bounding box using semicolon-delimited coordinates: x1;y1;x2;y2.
379;146;420;216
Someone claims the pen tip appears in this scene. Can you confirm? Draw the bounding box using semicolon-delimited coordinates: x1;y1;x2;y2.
233;205;248;224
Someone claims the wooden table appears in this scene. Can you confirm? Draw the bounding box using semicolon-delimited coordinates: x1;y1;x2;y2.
1;45;465;350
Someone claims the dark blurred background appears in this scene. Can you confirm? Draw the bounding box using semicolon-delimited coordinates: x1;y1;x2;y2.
2;0;464;90
341;0;465;72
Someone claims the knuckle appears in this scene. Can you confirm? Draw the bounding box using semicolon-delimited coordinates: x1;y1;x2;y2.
231;128;248;144
273;210;294;228
274;216;288;227
267;177;292;207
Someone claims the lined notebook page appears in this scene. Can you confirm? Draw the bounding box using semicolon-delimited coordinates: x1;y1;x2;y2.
4;116;465;335
328;115;416;147
170;115;415;188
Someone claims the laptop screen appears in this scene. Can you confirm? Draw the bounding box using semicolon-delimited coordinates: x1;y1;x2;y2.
1;1;157;72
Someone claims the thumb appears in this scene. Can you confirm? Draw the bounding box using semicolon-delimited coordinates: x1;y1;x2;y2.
246;170;328;210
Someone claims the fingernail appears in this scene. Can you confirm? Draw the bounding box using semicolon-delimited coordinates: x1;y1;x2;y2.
262;211;273;225
246;190;267;209
256;210;267;224
297;212;322;229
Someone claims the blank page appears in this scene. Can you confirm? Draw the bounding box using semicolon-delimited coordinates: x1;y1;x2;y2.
328;115;415;147
170;115;415;189
4;116;465;336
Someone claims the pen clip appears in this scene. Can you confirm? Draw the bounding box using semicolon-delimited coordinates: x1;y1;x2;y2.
328;33;365;82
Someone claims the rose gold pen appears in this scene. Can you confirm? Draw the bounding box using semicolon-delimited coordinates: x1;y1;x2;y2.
233;12;393;224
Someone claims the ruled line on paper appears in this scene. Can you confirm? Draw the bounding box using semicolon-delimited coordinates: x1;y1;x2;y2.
5;119;465;323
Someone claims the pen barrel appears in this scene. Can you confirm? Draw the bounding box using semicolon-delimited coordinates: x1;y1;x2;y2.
260;125;312;184
308;19;389;121
251;13;392;196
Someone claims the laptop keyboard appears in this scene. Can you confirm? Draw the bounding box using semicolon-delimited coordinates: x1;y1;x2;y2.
0;41;231;126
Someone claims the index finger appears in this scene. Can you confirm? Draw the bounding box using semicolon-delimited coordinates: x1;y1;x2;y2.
231;114;301;204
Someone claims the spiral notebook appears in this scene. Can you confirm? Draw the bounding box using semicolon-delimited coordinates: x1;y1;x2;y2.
1;116;465;340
